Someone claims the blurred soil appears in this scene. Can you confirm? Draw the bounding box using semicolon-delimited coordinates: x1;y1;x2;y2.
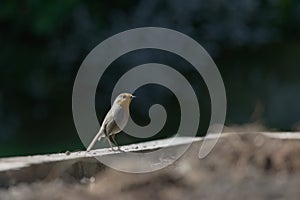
1;133;300;200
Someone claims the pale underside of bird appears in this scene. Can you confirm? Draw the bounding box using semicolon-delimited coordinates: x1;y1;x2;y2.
86;93;135;151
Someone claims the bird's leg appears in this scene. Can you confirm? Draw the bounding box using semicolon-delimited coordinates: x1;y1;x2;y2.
111;134;123;152
106;136;115;150
103;125;115;150
111;134;118;147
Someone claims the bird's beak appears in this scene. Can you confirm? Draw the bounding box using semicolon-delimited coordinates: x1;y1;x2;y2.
130;95;136;99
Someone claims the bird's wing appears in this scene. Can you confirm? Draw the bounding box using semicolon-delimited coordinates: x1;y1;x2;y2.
105;118;121;136
103;105;127;135
111;105;128;130
86;109;112;151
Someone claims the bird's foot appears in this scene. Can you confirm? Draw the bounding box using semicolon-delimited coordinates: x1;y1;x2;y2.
117;147;125;153
110;146;125;152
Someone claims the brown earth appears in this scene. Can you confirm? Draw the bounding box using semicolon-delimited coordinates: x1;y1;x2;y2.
1;133;300;200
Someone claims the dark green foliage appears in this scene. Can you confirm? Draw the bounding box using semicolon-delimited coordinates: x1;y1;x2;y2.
0;0;299;157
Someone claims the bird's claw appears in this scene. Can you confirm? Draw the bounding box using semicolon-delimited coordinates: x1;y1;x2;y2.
110;146;125;152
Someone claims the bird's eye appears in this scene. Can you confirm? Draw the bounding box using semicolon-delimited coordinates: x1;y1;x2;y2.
123;95;126;99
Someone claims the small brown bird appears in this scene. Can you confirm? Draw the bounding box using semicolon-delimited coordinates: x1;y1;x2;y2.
86;93;135;151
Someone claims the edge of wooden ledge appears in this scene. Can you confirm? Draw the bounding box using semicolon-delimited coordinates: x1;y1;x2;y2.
0;132;300;172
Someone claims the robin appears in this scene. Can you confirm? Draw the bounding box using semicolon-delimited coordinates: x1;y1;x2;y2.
86;93;135;151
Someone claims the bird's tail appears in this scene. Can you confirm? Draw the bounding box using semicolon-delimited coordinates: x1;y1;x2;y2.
86;128;105;152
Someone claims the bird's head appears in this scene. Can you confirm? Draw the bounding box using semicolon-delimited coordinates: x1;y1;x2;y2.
115;93;136;107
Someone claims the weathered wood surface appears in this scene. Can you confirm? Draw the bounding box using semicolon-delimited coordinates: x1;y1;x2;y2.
0;132;299;187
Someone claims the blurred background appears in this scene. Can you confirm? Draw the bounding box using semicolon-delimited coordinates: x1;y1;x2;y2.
0;0;300;157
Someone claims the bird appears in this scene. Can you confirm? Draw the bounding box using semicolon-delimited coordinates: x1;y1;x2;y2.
86;93;136;151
